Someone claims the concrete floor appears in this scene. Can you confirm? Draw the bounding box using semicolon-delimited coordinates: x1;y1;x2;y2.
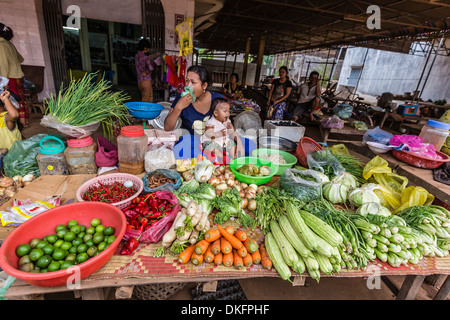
19;110;445;301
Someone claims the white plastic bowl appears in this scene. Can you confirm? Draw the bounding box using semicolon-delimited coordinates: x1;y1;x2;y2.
367;141;392;154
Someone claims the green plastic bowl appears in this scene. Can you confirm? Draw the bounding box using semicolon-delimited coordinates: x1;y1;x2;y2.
229;156;277;185
252;148;298;175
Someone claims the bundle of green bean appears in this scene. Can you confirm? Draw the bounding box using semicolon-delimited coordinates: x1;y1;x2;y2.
44;72;131;137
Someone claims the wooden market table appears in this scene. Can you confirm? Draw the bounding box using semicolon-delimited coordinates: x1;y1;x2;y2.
1;165;450;300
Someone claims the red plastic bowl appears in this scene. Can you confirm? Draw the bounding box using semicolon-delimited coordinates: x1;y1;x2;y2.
392;149;450;169
0;202;126;287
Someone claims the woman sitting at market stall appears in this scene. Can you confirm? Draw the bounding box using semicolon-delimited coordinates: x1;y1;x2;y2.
164;65;247;160
223;73;243;100
266;66;293;120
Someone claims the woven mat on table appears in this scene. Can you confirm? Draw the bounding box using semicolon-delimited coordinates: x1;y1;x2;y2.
83;212;450;283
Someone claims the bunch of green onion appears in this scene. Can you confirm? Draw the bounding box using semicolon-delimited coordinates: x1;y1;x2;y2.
44;72;131;138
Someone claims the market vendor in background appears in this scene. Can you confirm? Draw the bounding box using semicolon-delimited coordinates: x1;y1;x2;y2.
266;66;293;120
0;91;21;150
165;65;248;159
292;71;323;122
223;73;243;100
134;39;154;102
0;23;29;127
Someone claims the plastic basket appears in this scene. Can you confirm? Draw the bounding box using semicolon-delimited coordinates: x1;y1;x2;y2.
392;149;450;169
125;102;164;120
76;173;144;210
296;137;323;168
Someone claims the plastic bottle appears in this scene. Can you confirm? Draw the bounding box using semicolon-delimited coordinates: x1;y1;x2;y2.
117;126;148;174
64;136;98;174
36;136;69;175
419;120;450;152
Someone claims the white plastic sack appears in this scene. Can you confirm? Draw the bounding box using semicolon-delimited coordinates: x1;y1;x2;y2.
234;110;262;132
40;114;101;139
144;145;176;172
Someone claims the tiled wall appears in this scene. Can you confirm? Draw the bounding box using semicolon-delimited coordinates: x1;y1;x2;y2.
0;0;55;99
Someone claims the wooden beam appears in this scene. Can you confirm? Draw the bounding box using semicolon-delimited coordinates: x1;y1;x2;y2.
254;33;266;84
242;37;252;87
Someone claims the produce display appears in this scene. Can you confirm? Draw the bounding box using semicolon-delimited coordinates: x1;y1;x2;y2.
82;181;138;203
14;218;116;273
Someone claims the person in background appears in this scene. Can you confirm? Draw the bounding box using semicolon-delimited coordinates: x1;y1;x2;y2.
0;23;28;127
223;73;243;100
134;39;154;102
0;91;21;150
293;71;323;122
266;66;292;120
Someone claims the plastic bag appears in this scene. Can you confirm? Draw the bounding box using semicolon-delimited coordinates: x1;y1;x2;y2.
123;190;181;243
3;134;48;177
362;155;434;213
95;135;118;167
142;169;182;193
363;126;393;146
389;135;440;159
144;145;176;172
0;76;19;109
333;104;353;119
321;115;344;129
331;144;351;156
233;110;262;132
0;196;61;227
40;115;101;139
307;149;345;177
280;168;323;202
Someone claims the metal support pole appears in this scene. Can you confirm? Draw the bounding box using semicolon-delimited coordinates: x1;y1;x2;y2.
419;36;445;101
329;46;343;82
354;47;369;96
413;38;435;102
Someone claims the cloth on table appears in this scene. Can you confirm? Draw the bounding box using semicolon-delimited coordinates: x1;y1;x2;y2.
433;162;450;185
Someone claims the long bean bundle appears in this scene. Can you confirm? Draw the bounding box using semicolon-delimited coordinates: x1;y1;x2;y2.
45;72;131;137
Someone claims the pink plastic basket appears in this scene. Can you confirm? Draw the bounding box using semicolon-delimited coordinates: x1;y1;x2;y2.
392;149;450;169
76;173;144;210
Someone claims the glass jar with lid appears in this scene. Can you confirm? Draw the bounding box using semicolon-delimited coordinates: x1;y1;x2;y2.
117;126;148;174
419;120;450;152
64;136;98;174
36;136;69;175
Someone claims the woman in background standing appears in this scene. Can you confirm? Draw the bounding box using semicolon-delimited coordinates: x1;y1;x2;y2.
0;23;28;127
266;66;292;120
134;39;154;102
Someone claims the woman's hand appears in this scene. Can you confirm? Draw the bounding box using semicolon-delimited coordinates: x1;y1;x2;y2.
174;94;193;112
226;122;235;136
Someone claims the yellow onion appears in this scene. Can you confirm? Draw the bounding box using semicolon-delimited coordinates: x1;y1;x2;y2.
0;177;14;188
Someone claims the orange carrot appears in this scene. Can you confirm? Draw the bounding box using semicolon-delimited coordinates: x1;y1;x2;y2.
225;225;235;235
194;239;210;255
243;252;253;268
178;244;196;264
260;244;272;270
251;249;261;264
234;230;247;242
204;247;215;263
233;249;244;269
223;252;233;267
214;252;223;265
237;245;247;258
204;229;221;242
244;238;259;254
217;225;243;250
211;239;221;255
191;252;204;265
220;237;232;254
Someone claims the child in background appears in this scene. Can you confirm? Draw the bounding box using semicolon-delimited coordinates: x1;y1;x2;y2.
201;97;241;163
0;91;21;150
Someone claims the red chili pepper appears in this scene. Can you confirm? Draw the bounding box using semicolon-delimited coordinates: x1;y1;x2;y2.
138;218;148;231
121;235;142;255
150;220;159;226
126;224;136;230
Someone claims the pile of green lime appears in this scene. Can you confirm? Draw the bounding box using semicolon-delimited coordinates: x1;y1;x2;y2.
15;218;116;273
